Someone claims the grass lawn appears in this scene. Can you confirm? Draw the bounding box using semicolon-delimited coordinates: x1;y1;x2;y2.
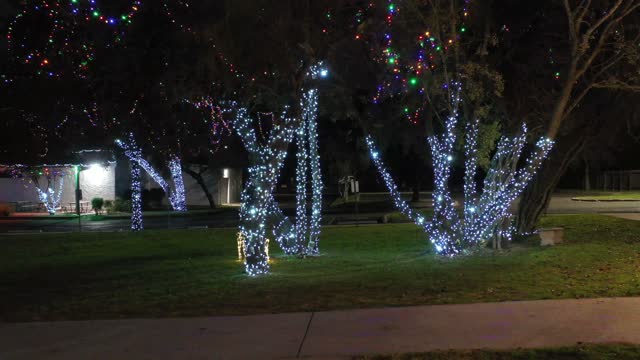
1;214;640;321
358;344;640;360
571;191;640;201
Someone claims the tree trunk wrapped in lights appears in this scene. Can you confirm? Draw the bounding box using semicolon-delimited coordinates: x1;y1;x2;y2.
130;160;143;231
235;105;299;275
367;91;553;255
167;156;187;212
115;134;187;212
294;88;323;256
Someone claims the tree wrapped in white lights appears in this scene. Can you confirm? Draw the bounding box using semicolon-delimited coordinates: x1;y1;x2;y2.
295;87;323;256
9;166;67;215
367;87;554;255
236;107;297;275
34;176;65;215
236;63;326;275
115;134;187;212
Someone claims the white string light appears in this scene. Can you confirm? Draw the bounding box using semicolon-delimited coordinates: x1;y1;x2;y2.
115;134;187;212
236;106;296;275
168;156;187;212
130;160;143;231
367;83;554;255
35;177;65;215
304;88;323;255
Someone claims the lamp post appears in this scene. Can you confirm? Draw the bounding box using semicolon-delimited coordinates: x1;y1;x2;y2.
223;168;230;204
75;165;82;231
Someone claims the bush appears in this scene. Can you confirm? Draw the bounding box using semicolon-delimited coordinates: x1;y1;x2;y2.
0;204;12;217
104;200;114;214
113;198;132;212
146;188;165;210
91;198;105;215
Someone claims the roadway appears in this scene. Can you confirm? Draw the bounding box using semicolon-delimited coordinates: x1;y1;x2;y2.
1;194;639;233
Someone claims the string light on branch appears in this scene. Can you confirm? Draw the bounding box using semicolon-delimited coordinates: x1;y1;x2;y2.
236;62;327;275
235;105;296;276
368;83;554;255
9;165;67;215
359;0;473;123
115;133;187;212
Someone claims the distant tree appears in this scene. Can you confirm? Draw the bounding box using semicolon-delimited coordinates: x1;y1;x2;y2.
501;0;640;232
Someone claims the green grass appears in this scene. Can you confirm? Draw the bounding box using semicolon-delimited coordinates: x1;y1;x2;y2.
1;214;640;322
571;191;640;201
357;343;640;359
386;209;435;223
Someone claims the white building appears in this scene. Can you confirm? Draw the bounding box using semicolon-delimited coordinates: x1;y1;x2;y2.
0;157;243;213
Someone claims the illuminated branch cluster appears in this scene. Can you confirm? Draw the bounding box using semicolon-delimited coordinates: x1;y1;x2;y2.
364;0;472;124
9;166;68;215
35;177;65;215
115;134;187;212
6;1;193;79
368;87;554;255
183;97;234;155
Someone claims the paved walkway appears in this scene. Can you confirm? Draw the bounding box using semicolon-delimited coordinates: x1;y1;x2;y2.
1;297;640;359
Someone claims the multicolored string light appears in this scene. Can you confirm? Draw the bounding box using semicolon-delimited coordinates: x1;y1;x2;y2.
363;0;471;123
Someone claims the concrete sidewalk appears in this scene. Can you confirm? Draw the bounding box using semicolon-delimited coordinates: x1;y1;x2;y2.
1;297;640;359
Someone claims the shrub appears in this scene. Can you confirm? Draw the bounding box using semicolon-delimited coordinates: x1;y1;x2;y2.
104;200;114;214
91;198;105;215
0;204;12;217
147;188;165;209
113;198;132;212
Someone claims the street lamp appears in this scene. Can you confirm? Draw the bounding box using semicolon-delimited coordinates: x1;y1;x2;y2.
223;168;230;204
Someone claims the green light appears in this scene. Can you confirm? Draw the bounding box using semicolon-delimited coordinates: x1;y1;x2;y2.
121;15;127;20
555;72;561;76
71;0;78;3
93;11;99;17
409;78;418;85
460;27;466;32
436;46;442;51
404;107;409;113
388;57;396;64
389;4;395;11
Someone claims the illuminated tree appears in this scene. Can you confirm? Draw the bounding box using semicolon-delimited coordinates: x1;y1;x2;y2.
367;85;553;254
115;134;187;212
508;0;640;232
